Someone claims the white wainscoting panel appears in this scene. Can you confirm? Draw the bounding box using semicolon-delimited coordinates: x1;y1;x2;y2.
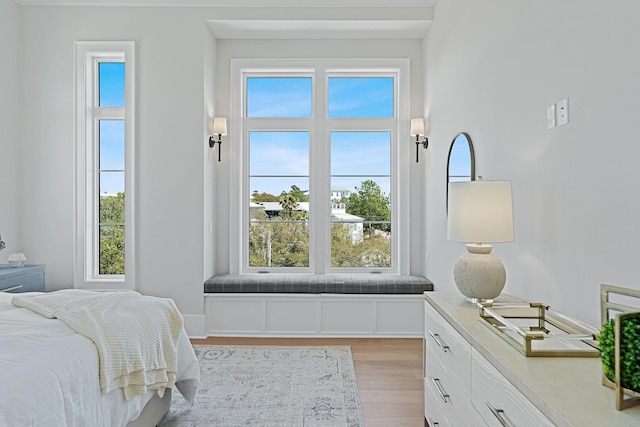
205;293;424;337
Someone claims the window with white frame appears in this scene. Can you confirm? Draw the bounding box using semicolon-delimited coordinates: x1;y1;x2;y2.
233;59;407;274
75;41;135;289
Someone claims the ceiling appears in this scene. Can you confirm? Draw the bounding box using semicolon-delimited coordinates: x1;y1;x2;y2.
14;0;436;40
15;0;436;7
206;19;431;40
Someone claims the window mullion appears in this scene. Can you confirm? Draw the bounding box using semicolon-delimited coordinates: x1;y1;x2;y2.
311;69;329;273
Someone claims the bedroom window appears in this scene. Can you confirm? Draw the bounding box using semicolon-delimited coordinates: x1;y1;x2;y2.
75;42;135;289
233;59;407;274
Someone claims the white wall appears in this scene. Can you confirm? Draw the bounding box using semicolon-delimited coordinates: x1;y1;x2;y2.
0;0;22;257
18;6;210;328
424;0;640;327
11;4;429;336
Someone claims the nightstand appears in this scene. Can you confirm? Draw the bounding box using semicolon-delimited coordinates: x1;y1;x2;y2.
0;264;46;293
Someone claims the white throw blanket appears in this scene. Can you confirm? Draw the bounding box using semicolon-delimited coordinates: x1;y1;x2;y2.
12;289;183;400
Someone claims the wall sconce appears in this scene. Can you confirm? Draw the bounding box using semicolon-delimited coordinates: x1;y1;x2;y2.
208;117;227;162
411;118;429;162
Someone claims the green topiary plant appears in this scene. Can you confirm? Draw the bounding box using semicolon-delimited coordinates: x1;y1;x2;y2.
599;313;640;393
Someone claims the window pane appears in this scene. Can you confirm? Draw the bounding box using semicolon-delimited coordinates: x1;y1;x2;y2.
99;191;125;224
247;77;312;118
331;134;391;267
331;132;390;176
328;77;394;118
331;221;391;268
99;120;124;170
99;225;125;274
99;171;124;197
250;178;310;268
331;178;391;268
250;132;309;176
98;62;125;107
249;130;310;269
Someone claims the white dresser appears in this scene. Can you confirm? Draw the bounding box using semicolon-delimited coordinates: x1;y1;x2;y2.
424;292;640;427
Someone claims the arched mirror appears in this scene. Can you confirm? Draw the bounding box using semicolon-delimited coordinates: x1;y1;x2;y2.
447;132;476;209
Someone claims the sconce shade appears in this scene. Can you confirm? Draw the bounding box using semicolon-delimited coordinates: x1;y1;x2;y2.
212;117;227;136
410;118;425;136
447;181;514;244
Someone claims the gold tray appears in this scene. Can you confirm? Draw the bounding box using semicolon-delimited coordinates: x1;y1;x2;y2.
478;302;600;357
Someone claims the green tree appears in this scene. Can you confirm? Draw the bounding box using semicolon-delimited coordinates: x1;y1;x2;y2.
99;192;125;275
249;221;309;267
279;185;308;202
346;180;390;232
252;190;280;203
331;224;391;268
279;194;299;218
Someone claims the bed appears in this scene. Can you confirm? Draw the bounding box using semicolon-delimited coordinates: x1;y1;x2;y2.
0;290;200;426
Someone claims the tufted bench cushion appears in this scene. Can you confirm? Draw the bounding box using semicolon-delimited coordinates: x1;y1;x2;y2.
204;273;433;294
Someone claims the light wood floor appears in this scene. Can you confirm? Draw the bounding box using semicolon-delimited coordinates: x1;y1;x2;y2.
190;337;425;427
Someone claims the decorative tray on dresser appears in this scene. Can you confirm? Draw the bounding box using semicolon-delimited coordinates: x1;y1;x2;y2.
424;292;640;427
0;264;46;293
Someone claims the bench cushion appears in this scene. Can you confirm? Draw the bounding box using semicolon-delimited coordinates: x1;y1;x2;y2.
204;274;433;294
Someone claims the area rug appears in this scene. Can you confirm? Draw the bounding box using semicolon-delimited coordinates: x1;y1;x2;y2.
159;345;364;427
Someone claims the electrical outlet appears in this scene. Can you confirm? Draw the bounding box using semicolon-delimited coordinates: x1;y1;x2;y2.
547;104;556;129
557;98;569;126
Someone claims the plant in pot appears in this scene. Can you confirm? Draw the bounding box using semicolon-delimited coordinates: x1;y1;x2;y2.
599;312;640;409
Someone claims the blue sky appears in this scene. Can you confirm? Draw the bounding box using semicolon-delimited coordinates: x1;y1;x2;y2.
99;63;125;196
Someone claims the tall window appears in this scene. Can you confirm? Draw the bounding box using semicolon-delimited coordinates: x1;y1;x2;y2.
235;60;405;274
75;42;135;289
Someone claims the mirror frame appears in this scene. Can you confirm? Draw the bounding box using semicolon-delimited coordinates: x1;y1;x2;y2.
446;132;476;211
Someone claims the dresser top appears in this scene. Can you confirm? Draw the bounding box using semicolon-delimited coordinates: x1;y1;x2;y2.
0;264;45;276
425;292;640;427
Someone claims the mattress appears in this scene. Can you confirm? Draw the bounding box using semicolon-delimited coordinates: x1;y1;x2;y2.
0;292;200;427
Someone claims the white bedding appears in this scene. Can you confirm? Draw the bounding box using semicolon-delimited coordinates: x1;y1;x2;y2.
0;292;200;427
12;290;184;400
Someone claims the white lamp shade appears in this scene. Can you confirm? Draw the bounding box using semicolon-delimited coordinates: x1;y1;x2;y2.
447;180;514;243
211;117;227;135
410;118;425;136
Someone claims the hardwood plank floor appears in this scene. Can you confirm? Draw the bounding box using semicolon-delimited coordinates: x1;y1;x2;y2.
190;337;425;426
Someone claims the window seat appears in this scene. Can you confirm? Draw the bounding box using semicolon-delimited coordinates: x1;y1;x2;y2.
204;273;433;294
203;274;433;337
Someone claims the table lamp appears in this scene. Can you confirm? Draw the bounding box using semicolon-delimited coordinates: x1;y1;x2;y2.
447;180;514;303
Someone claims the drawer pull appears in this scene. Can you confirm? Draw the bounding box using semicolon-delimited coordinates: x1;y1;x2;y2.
429;331;450;352
486;402;514;427
427;418;439;426
0;284;23;293
430;376;450;403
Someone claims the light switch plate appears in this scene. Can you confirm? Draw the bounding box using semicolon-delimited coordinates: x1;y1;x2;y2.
547;104;556;129
557;98;569;126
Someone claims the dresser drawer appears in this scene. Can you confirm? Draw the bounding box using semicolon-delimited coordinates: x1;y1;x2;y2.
471;347;554;427
425;300;477;425
425;368;486;427
425;301;472;386
0;265;46;293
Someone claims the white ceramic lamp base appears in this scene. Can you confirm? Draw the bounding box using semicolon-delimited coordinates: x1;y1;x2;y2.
453;244;506;303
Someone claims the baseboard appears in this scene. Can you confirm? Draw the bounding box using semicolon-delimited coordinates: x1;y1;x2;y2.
182;314;206;338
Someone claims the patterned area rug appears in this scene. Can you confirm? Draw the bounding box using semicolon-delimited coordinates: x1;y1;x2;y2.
159;345;364;426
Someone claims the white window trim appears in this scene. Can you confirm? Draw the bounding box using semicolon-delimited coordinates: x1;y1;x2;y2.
229;58;411;275
74;41;135;290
